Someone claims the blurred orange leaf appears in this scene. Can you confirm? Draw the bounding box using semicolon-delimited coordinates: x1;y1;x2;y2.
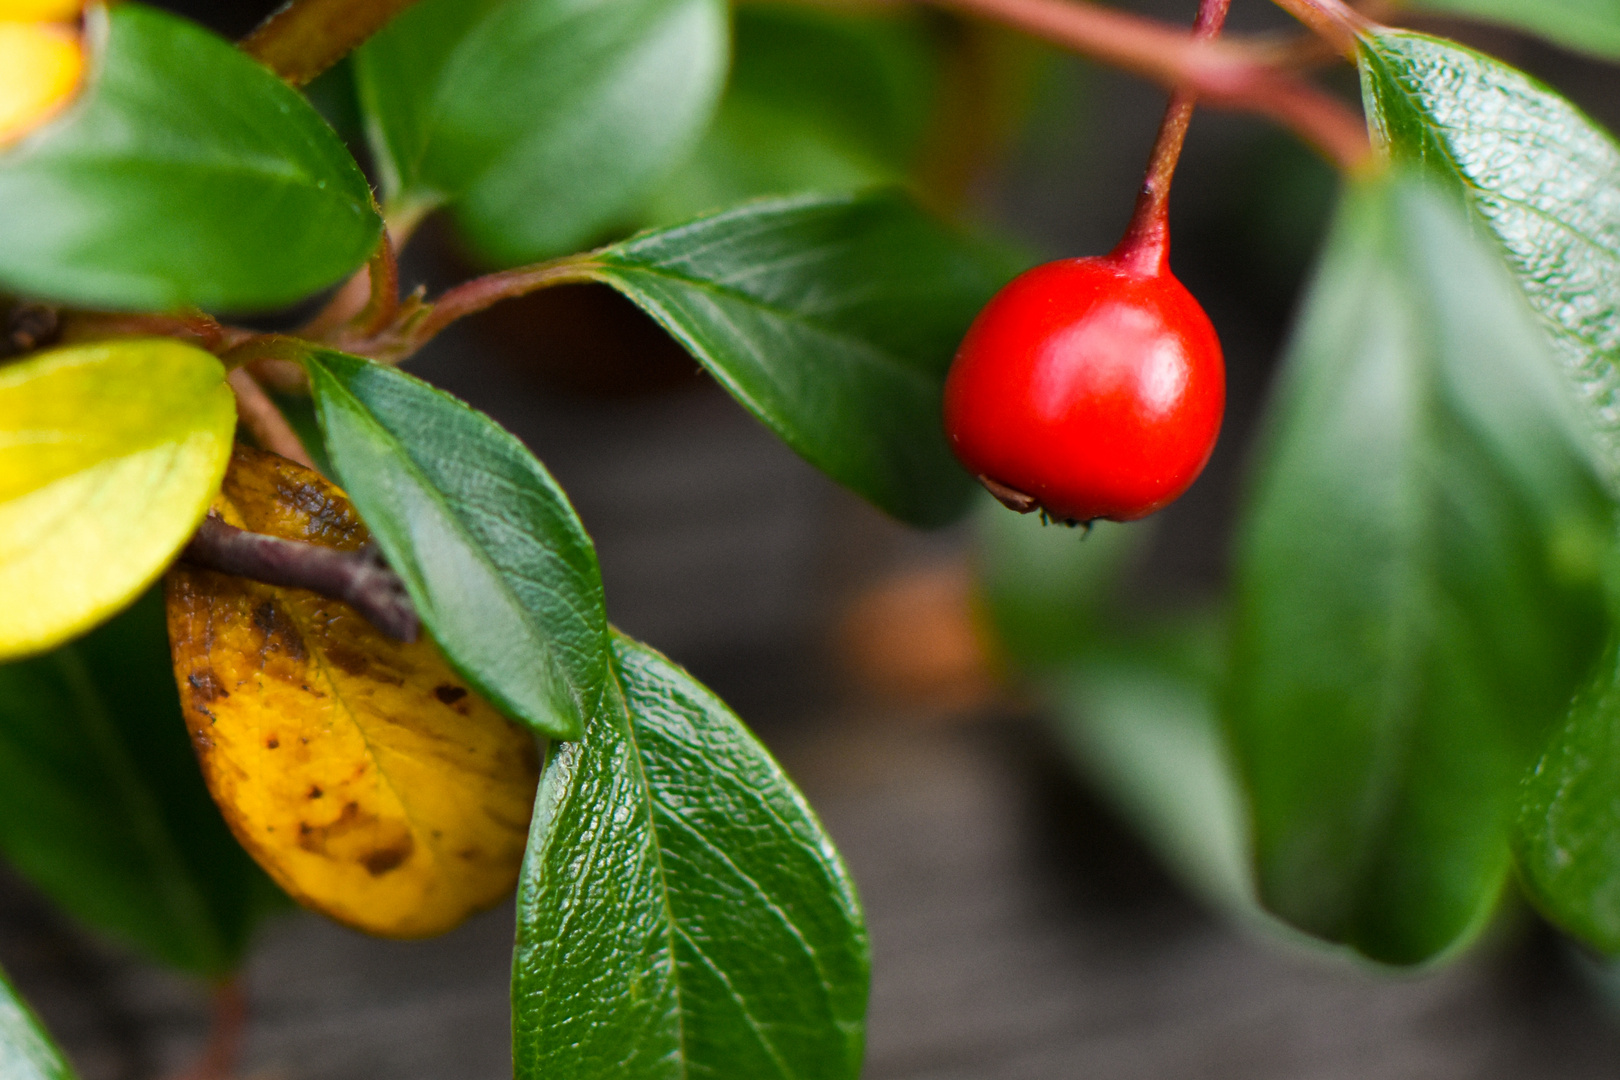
165;446;539;938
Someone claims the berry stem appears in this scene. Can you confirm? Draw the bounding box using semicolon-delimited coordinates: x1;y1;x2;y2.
1113;0;1232;274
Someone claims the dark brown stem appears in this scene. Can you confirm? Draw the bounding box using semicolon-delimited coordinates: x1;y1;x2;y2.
1;302;59;359
241;0;422;86
1113;0;1232;274
920;0;1372;171
182;517;420;642
168;979;247;1080
227;367;316;472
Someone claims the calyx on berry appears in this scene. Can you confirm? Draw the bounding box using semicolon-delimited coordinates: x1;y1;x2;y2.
943;0;1228;526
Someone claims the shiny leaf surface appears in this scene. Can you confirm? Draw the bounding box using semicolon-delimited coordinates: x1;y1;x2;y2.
166;447;540;938
1517;632;1620;952
589;191;1017;526
0;339;234;660
1361;30;1620;479
0;966;74;1080
512;633;868;1080
304;349;609;741
0;4;380;312
1229;173;1610;964
0;588;281;976
354;0;726;263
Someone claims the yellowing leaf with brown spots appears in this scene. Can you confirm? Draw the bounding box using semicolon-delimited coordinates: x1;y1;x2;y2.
165;446;540;939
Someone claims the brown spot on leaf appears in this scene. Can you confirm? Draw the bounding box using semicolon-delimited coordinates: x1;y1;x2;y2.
435;685;468;705
308;785;323;800
187;670;228;702
324;642;369;677
363;839;414;876
266;737;280;749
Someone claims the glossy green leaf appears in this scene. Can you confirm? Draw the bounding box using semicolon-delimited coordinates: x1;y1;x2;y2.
1401;0;1620;59
0;966;75;1080
513;632;868;1080
0;4;380;313
645;3;940;224
1228;173;1610;965
588;191;1017;527
1360;30;1620;480
353;0;727;264
0;339;235;660
1517;632;1620;952
0;589;283;977
303;348;608;741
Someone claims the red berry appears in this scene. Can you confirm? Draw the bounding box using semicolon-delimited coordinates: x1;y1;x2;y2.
943;253;1224;524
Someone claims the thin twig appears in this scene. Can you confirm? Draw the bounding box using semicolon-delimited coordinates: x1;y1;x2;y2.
241;0;422;85
397;255;601;356
167;979;247;1080
227;367;316;471
922;0;1373;171
182;517;420;642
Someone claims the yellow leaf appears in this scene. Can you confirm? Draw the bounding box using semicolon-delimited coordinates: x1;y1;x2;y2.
0;339;234;659
0;20;81;146
0;1;83;21
165;446;541;939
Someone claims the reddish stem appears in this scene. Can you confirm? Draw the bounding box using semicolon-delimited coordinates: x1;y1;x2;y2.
1112;0;1233;274
168;979;247;1080
353;232;401;339
227;367;317;471
400;255;600;354
1269;0;1371;58
922;0;1372;171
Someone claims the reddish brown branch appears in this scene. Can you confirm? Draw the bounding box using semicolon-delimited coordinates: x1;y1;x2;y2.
397;256;601;357
168;980;246;1080
1269;0;1371;58
182;517;420;642
923;0;1372;171
241;0;421;86
227;367;316;471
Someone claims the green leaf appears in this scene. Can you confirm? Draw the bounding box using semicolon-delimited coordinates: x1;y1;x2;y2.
1359;30;1620;480
302;348;609;741
0;589;283;977
1401;0;1620;60
1517;632;1620;952
513;632;868;1080
0;339;235;661
1047;620;1255;916
1228;172;1610;965
353;0;727;264
0;4;380;313
0;965;76;1080
588;191;1018;527
644;3;940;225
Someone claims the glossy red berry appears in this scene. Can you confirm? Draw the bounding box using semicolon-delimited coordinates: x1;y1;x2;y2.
943;252;1224;524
